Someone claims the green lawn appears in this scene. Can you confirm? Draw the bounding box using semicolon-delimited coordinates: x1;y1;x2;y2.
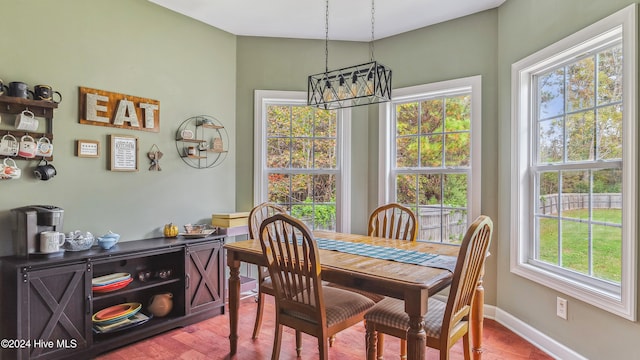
539;209;622;282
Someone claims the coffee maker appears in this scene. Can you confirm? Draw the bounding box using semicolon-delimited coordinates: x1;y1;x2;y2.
11;205;64;257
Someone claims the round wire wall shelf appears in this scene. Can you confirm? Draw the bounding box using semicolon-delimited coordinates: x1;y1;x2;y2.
175;115;228;169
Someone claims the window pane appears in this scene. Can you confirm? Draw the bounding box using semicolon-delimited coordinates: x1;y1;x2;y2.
444;208;467;244
418;174;441;206
538;69;565;119
567;57;595;112
445;133;470;167
597;45;623;105
420;99;443;134
397;102;418;136
593;169;622;205
417;207;443;242
538;217;559;265
267;105;290;136
596;105;622;160
292;106;313;137
268;173;290;204
444;174;467;208
291;174;311;203
420;135;443;167
445;95;471;132
561;219;589;274
313;203;336;231
314;139;337;168
538;117;564;163
566;110;595;161
592;223;621;282
396;174;417;205
267;138;290;168
396;136;418;167
313;174;335;203
561;170;590;221
291;138;312;168
315;109;336;137
538;171;559;215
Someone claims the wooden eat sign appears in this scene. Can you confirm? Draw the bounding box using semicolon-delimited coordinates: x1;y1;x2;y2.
79;87;160;133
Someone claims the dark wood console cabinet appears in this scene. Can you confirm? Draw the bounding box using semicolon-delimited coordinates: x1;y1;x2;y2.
0;235;225;360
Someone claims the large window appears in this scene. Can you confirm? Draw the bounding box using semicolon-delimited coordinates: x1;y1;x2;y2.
379;76;481;243
254;90;351;232
511;5;637;319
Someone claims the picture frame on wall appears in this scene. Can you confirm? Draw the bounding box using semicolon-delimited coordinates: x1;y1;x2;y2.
76;139;100;158
109;134;139;172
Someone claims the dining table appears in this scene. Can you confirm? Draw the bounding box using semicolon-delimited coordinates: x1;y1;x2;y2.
225;230;487;360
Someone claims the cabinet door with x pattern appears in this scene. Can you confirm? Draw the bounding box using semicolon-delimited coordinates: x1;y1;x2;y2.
19;262;91;360
185;240;225;315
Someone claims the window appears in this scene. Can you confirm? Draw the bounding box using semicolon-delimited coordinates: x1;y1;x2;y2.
254;90;351;232
379;76;482;243
511;5;637;319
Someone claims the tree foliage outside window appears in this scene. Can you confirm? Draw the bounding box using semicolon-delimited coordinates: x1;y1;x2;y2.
394;93;473;243
265;104;337;231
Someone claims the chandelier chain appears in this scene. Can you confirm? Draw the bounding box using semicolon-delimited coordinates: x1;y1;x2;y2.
370;0;375;61
325;0;329;74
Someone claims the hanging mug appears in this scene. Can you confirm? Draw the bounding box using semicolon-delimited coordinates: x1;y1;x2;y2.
18;135;37;158
34;159;57;181
1;158;21;179
35;136;54;157
15;110;39;131
34;85;62;104
0;134;19;156
0;79;8;95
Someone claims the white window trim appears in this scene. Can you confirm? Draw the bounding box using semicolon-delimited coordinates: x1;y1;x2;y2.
378;75;482;224
253;90;352;233
510;4;637;320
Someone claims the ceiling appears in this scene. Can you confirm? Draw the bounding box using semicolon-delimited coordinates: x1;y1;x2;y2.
147;0;506;42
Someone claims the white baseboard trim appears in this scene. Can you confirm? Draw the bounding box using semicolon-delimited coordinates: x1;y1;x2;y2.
485;305;588;360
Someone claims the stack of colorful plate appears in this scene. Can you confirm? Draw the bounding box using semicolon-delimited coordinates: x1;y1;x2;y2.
92;302;149;333
92;272;133;293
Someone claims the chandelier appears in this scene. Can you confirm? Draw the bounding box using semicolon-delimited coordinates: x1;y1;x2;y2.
307;0;392;110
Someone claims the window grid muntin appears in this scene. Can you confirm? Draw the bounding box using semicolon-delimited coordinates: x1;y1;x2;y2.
392;91;472;243
532;40;623;287
264;104;339;231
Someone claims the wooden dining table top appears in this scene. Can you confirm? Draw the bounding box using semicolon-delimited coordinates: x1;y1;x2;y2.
224;230;460;299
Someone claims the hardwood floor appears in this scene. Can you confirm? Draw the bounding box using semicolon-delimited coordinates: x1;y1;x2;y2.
97;295;553;360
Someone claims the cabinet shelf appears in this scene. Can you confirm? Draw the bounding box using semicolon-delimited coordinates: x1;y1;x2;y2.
0;96;58;161
92;277;182;301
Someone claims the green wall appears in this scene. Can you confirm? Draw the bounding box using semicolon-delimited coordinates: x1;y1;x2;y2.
497;1;640;359
0;0;237;256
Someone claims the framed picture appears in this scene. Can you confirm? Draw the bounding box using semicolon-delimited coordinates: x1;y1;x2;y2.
76;139;100;158
109;134;139;171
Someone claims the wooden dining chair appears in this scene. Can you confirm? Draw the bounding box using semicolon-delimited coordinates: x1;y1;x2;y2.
364;215;493;360
258;213;376;360
248;202;287;339
368;203;418;242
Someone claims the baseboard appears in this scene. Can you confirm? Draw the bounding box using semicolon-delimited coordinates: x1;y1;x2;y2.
486;305;587;360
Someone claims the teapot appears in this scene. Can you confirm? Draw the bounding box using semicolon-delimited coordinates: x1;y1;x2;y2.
148;292;173;317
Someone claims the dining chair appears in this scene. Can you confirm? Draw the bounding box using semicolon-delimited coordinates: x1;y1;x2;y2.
248;202;287;339
364;215;493;360
368;203;418;241
258;213;376;360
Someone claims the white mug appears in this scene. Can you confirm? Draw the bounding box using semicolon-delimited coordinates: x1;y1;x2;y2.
18;135;37;158
0;158;21;179
35;136;54;157
0;134;18;156
15;110;39;131
40;231;65;253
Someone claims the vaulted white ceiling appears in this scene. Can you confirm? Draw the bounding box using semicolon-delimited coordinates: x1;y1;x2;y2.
147;0;506;42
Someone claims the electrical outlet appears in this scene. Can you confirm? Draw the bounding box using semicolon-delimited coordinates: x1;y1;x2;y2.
556;297;568;320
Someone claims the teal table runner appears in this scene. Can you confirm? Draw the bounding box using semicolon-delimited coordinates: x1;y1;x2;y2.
314;238;457;272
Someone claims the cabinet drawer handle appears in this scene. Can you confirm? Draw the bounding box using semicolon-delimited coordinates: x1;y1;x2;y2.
186;274;190;289
86;295;92;314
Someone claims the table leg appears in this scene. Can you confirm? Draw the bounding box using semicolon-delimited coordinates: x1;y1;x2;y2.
405;291;427;360
470;271;485;360
228;256;241;355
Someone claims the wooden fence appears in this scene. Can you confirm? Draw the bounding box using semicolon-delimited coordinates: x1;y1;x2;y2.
538;193;621;214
